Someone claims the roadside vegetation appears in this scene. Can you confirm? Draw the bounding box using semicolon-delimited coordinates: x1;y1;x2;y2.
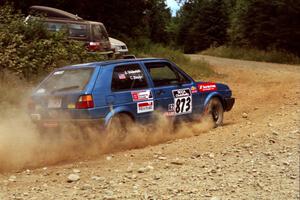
175;0;300;64
202;46;300;65
0;5;105;82
1;0;299;86
131;41;213;79
0;4;214;84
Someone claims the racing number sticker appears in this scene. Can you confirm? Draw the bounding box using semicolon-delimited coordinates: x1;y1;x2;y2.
172;88;192;115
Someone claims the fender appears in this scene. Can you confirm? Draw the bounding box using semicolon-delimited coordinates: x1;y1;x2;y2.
104;105;135;126
203;92;224;109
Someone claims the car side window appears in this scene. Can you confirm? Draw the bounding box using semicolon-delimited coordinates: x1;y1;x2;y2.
46;22;67;32
111;64;148;92
93;24;109;41
69;23;87;38
145;62;190;87
100;25;109;40
92;25;102;41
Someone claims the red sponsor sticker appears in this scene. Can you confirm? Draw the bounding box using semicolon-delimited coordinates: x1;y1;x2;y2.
131;90;153;101
137;101;154;113
197;83;217;92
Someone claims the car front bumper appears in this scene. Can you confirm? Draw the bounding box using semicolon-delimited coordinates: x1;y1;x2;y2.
224;97;235;111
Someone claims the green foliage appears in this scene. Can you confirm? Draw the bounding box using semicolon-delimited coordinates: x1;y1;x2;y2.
0;5;105;81
146;0;172;44
130;40;214;79
177;0;229;53
202;46;300;64
228;0;300;56
5;0;172;45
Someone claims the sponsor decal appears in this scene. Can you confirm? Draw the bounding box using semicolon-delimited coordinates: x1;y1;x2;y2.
191;86;197;94
125;69;142;75
197;83;217;92
129;75;144;80
137;101;154;113
172;88;192;115
131;90;153;101
168;104;174;112
118;73;126;80
172;88;191;98
125;69;144;80
164;103;176;116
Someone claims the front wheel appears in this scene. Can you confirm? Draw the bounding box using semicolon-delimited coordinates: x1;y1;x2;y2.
204;97;224;127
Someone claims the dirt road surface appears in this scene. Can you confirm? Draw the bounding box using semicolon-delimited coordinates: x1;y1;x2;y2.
0;55;299;200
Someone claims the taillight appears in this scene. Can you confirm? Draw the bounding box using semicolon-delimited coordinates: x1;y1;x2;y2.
87;42;101;51
76;95;94;109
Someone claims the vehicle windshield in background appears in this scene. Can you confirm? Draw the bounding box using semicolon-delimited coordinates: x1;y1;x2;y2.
37;68;94;94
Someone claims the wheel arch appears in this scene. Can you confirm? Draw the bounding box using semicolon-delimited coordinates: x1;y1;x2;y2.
204;92;225;110
104;106;135;126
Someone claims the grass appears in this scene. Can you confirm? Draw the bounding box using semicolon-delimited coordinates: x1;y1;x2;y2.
131;43;214;79
202;46;300;65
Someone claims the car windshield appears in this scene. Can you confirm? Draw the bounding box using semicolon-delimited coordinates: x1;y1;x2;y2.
37;68;94;94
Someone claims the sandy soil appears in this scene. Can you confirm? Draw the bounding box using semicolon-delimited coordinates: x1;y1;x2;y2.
0;55;299;200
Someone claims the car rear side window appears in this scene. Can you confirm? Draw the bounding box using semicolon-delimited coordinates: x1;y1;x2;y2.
46;22;67;32
92;24;108;41
111;64;148;91
145;62;190;87
69;23;87;38
38;68;94;93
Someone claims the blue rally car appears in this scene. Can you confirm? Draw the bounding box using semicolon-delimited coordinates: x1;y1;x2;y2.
28;58;234;132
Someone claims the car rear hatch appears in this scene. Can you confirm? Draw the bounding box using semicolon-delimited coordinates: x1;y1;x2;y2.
29;66;99;123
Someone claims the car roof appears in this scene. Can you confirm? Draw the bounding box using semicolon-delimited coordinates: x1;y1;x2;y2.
59;58;170;70
30;6;83;20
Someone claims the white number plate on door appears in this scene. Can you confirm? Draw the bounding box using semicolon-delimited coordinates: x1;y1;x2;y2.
172;88;192;115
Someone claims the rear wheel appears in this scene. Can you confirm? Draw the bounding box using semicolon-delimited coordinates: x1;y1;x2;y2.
204;97;224;127
106;113;134;140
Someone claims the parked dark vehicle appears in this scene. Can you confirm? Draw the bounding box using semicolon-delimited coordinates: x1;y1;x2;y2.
26;6;113;55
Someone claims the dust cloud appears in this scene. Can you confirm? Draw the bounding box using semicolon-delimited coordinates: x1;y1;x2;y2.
0;74;214;173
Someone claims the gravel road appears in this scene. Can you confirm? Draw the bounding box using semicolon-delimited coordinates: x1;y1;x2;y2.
0;55;299;200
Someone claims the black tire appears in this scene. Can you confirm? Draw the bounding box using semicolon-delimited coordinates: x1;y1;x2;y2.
106;113;134;139
204;97;224;127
